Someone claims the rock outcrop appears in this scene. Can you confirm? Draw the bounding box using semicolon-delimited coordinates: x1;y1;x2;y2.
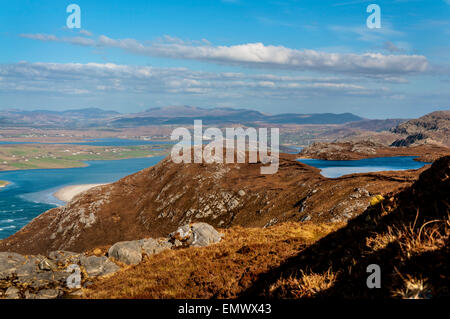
390;110;450;147
108;241;143;265
169;222;223;248
0;250;111;299
300;141;383;160
108;223;222;265
300;141;450;162
0;223;222;299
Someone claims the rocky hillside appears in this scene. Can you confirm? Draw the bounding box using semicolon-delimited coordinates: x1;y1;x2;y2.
390;110;450;147
0;153;425;255
242;156;450;299
83;156;448;299
300;141;450;162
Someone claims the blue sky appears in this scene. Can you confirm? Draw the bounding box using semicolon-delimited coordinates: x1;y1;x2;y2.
0;0;449;118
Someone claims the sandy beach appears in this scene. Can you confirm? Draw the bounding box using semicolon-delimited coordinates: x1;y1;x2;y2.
0;180;10;189
53;184;108;202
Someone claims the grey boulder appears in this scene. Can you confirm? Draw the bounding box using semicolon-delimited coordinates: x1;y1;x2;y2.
108;241;142;265
170;223;223;247
141;238;172;255
48;251;81;264
0;252;26;280
35;289;60;299
190;223;223;247
5;286;20;299
80;255;120;277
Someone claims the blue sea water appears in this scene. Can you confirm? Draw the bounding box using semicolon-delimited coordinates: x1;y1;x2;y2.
298;156;430;178
0;156;164;239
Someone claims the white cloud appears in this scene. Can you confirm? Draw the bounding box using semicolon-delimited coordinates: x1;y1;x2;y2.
20;33;95;46
79;29;93;37
19;33;429;76
0;62;386;99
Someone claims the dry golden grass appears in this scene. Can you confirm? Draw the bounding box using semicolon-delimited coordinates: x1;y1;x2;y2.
257;204;449;299
82;222;343;299
269;268;338;298
393;275;432;299
390;216;449;299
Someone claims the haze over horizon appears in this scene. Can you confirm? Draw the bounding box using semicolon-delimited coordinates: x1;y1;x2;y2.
0;0;449;118
0;105;440;121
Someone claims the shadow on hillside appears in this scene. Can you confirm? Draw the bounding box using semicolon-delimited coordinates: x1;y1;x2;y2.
239;156;449;299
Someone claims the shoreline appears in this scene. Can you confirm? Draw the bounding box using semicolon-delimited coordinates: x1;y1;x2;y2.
0;180;10;189
53;184;109;202
0;154;167;173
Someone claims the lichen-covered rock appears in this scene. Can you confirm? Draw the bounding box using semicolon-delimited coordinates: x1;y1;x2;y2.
169;224;193;244
35;289;61;299
80;255;120;277
48;251;80;264
141;238;172;255
5;286;20;299
15;257;39;278
108;241;142;265
191;223;223;247
1;223;223;299
0;252;26;280
19;271;68;290
38;257;57;271
169;223;223;247
1;250;119;299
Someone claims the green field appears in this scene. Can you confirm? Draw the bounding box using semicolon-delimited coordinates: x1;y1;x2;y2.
0;144;171;171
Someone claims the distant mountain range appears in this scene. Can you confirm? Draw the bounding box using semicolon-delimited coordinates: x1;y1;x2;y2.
0;108;120;128
111;106;364;127
0;105;365;128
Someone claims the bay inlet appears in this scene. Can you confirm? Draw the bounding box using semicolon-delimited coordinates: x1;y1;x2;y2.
0;156;164;239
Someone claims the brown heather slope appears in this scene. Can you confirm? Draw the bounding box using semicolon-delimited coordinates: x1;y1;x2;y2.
240;156;450;299
86;156;449;299
0;153;426;255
